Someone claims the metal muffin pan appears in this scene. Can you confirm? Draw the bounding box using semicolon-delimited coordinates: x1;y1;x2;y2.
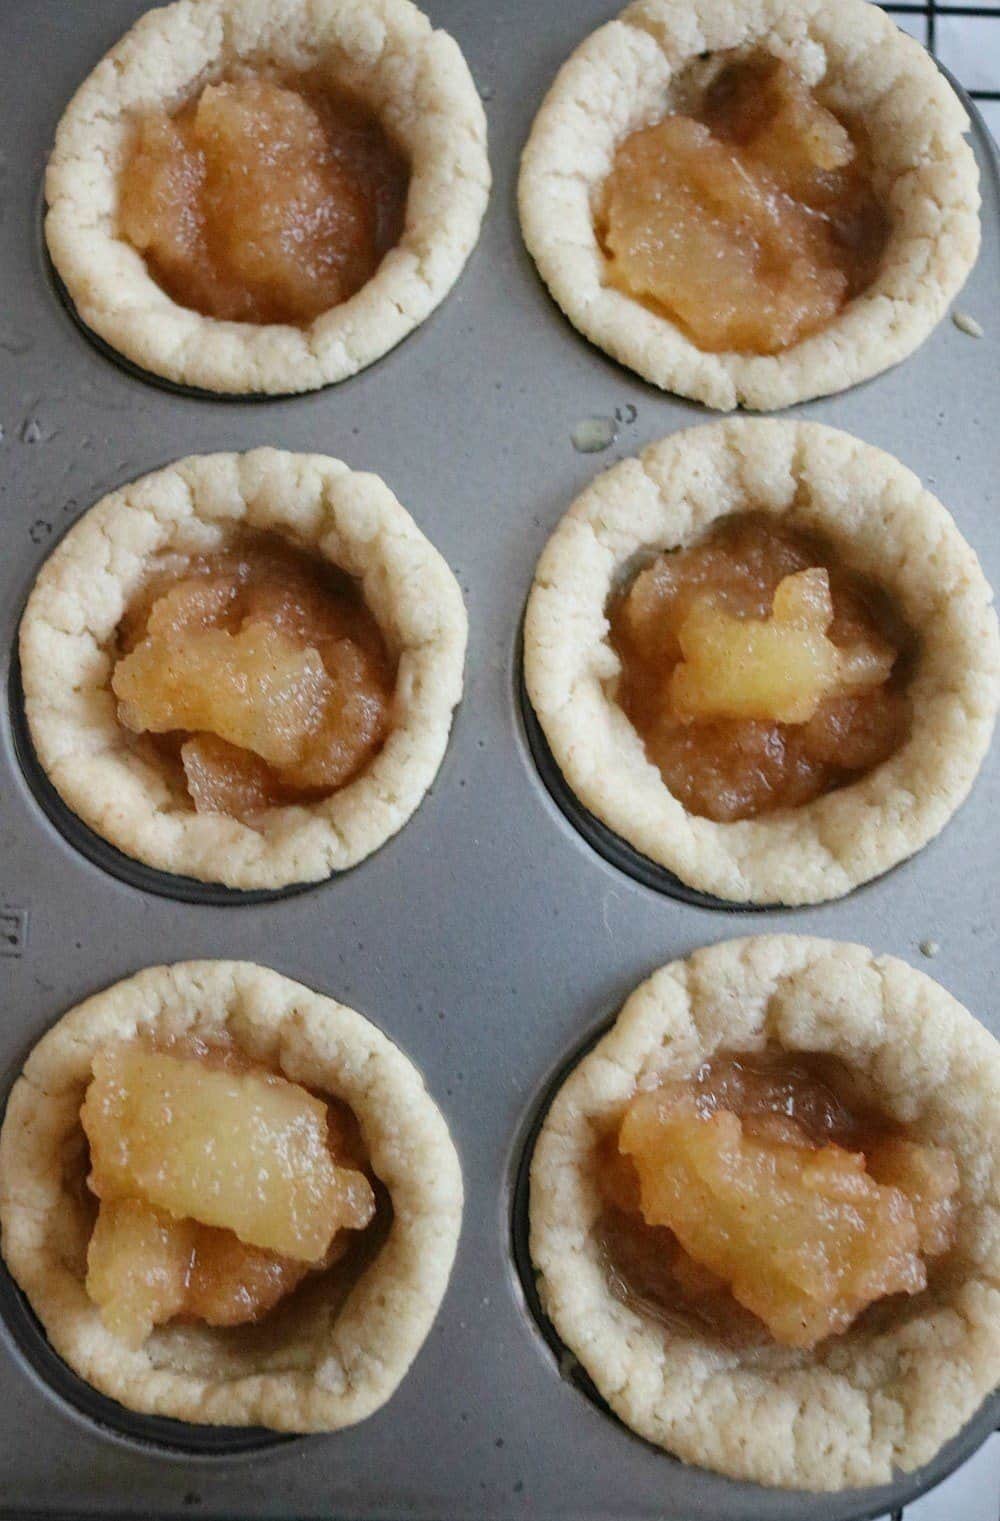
1;1;998;1516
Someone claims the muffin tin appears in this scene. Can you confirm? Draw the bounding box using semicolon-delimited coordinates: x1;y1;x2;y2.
1;1;998;1517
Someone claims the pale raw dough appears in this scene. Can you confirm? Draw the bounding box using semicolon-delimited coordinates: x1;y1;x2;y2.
524;419;999;905
46;0;490;394
530;934;1000;1489
19;449;467;889
518;0;980;410
0;960;462;1431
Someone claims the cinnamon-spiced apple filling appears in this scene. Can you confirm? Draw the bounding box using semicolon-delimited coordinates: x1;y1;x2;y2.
109;534;395;822
520;0;981;410
78;1032;385;1349
597;53;888;356
595;1048;958;1351
528;935;1000;1486
119;68;410;326
608;514;913;822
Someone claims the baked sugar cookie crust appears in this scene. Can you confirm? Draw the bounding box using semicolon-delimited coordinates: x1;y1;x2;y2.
529;934;1000;1489
518;0;980;410
19;449;468;889
524;419;999;905
46;0;491;395
0;960;463;1432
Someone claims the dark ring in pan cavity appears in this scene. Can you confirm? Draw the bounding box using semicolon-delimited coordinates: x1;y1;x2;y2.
0;1258;292;1458
40;200;419;406
7;470;453;907
514;618;916;914
507;1012;1000;1521
0;1055;292;1459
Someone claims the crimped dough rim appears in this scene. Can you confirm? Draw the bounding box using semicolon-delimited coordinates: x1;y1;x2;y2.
0;961;463;1432
45;0;491;396
518;0;981;411
523;419;999;906
529;934;1000;1490
19;449;468;890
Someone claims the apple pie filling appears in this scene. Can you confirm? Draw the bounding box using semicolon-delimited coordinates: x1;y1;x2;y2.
596;1049;958;1349
597;54;888;355
80;1034;379;1347
607;513;911;821
110;535;394;822
119;70;409;326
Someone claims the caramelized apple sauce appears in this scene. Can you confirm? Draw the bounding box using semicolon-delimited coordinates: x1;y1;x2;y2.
596;1050;959;1349
607;514;912;822
110;534;394;822
81;1031;381;1347
597;54;888;354
119;70;409;325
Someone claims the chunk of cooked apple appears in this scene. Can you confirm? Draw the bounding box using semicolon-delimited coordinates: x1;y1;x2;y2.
618;1090;948;1347
81;1044;374;1263
113;618;332;766
670;569;894;724
86;1198;195;1348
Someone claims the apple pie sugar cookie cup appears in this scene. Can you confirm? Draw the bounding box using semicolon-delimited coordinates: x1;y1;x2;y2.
518;0;980;411
18;449;467;891
524;419;999;907
0;961;462;1432
529;934;1000;1490
45;0;490;395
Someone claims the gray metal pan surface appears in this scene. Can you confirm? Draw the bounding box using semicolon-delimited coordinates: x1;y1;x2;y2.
0;2;997;1517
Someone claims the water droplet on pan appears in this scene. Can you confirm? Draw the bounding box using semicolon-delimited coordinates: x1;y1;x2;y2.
21;417;52;445
952;309;983;339
571;416;617;453
0;329;32;356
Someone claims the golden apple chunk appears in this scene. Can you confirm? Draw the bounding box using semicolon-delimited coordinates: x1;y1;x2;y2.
113;619;332;766
81;1044;372;1262
603;115;847;355
670;569;893;724
600;54;885;356
618;1091;945;1347
86;1198;194;1348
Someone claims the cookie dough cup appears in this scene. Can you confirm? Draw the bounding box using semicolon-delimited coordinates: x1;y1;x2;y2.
518;0;980;411
19;449;467;890
45;0;490;395
0;961;462;1431
524;420;999;906
529;935;1000;1490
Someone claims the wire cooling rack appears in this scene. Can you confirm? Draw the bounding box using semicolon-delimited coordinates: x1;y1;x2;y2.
885;0;999;85
876;9;998;1517
882;0;1000;135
